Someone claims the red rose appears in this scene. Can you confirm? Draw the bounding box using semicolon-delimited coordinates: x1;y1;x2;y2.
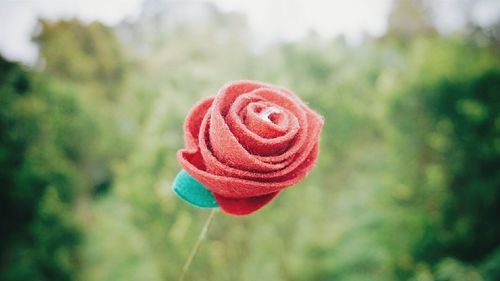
177;80;324;215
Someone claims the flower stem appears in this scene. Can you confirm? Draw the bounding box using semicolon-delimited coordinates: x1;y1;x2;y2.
177;208;217;281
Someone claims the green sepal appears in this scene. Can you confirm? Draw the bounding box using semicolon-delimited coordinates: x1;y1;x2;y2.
172;170;219;208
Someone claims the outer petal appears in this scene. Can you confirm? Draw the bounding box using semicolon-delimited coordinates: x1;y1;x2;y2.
213;191;280;216
183;96;215;149
178;142;319;198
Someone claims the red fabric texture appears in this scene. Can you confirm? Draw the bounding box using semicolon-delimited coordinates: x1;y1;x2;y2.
177;81;323;216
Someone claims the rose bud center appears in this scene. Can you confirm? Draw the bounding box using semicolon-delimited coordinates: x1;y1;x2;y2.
243;103;291;139
258;106;282;124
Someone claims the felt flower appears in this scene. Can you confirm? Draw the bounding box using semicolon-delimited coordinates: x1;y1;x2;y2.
173;81;323;215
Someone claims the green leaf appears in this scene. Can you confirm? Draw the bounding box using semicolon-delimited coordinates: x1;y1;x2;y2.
172;170;219;208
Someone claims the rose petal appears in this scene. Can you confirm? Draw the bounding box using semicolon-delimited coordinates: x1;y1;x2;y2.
183;97;214;149
208;83;308;172
199;108;322;181
178;142;319;198
225;96;299;156
213;191;280;216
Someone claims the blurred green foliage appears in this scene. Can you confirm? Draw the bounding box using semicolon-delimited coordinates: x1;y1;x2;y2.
34;19;126;100
0;56;82;280
1;1;499;280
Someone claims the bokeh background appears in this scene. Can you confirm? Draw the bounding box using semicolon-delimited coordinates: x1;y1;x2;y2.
1;0;500;280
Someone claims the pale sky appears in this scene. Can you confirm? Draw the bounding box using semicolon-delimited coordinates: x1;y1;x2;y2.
0;0;498;65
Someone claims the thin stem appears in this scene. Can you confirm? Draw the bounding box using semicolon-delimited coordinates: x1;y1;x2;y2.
177;208;217;281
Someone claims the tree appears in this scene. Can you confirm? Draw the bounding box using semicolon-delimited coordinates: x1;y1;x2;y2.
33;19;125;100
386;0;436;40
